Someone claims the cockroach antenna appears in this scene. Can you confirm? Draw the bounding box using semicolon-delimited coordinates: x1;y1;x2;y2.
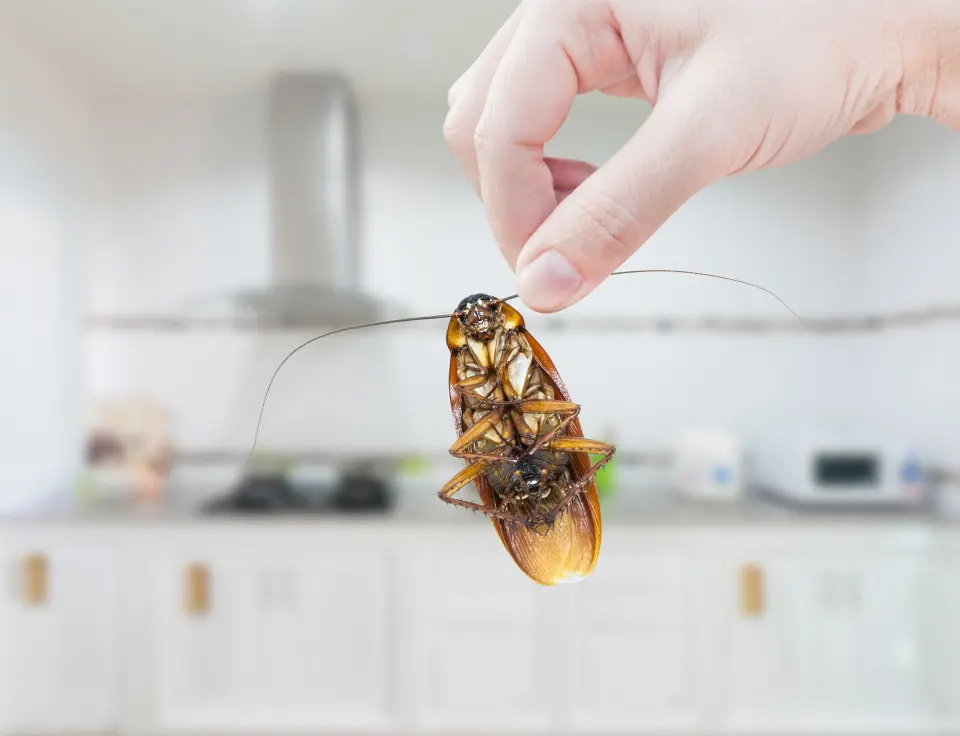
243;312;454;473
246;268;803;472
498;267;805;325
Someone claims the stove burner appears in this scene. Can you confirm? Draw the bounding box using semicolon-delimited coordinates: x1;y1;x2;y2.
200;471;393;515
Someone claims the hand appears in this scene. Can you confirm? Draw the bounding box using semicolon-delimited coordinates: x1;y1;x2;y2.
444;0;960;312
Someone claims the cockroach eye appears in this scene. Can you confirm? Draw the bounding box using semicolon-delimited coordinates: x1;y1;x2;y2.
457;293;496;316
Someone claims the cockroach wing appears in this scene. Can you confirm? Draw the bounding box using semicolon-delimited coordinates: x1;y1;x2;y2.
447;330;602;586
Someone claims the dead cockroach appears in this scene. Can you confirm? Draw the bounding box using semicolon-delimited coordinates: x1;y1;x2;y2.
439;292;611;585
246;269;804;586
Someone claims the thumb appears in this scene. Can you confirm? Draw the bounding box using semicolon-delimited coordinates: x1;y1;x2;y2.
514;68;732;313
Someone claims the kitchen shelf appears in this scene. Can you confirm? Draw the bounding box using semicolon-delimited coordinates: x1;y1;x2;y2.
84;303;960;334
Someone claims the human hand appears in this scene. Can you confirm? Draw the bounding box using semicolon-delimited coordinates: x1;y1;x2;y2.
444;0;960;312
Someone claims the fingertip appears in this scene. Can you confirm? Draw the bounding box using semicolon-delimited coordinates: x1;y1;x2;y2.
515;249;585;313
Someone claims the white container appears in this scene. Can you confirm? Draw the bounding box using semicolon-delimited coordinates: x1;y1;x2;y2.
672;429;745;502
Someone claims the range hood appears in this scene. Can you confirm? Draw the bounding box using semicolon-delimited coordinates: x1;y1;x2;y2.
234;72;385;327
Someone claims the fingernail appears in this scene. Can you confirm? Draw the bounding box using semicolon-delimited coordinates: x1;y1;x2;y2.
516;250;583;311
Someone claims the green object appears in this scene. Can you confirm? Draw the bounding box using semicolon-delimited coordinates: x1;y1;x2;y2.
592;451;617;498
399;454;430;475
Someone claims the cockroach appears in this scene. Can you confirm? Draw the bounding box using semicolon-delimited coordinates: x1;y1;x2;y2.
245;269;803;586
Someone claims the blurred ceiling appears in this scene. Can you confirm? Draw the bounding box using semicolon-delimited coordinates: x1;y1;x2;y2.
0;0;521;103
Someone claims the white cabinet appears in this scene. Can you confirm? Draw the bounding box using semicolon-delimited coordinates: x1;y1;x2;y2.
0;532;118;735
405;533;563;732
406;531;712;734
153;530;394;732
719;531;935;733
561;535;708;733
927;537;960;726
0;519;951;735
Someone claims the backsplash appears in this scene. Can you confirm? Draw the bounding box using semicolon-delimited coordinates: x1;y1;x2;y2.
69;94;960;472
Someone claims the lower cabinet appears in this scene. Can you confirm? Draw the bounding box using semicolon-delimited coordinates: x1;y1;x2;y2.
152;530;394;732
927;538;960;730
0;521;953;735
405;531;713;734
718;531;937;734
405;535;562;732
0;531;119;735
561;537;708;733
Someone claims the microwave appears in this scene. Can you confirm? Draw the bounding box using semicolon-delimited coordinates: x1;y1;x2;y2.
749;426;925;507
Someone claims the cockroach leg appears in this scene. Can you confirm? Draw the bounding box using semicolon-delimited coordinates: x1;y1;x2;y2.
448;408;504;456
452;450;515;463
544;436;615;455
513;400;581;456
437;462;530;522
514;400;579;414
542;438;616;524
452;373;492;403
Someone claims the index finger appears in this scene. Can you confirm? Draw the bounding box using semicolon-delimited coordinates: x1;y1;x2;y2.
475;14;579;269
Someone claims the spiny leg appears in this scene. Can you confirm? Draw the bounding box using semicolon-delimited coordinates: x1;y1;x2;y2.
452;373;499;405
511;399;581;455
437;460;528;523
448;408;504;459
449;418;517;465
541;437;616;524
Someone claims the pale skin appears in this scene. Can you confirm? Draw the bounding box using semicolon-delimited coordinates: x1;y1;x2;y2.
444;0;960;313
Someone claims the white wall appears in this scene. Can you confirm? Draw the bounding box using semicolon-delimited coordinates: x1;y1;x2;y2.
0;36;96;509
83;91;876;484
852;117;960;462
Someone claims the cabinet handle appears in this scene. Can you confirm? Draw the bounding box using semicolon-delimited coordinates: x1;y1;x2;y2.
739;563;765;618
184;563;210;616
21;553;48;606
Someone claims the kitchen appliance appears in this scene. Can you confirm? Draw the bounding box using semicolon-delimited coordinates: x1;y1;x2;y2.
201;467;393;515
328;469;393;512
225;72;392;327
672;429;745;502
750;425;925;508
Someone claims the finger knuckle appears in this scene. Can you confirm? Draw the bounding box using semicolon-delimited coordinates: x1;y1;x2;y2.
443;106;475;150
473;115;506;158
572;191;640;265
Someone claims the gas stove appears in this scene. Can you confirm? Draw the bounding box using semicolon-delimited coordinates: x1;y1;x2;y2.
200;470;394;514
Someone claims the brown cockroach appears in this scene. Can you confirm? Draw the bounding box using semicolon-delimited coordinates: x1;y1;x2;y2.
439;292;611;585
246;269;803;586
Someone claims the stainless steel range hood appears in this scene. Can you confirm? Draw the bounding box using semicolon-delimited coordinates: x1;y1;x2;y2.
234;72;384;327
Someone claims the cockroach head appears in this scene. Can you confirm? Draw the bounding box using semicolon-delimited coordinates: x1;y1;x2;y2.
455;292;501;340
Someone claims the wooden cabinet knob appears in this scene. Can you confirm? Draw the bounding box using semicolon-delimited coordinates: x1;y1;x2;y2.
739;563;764;618
184;563;210;616
21;553;48;606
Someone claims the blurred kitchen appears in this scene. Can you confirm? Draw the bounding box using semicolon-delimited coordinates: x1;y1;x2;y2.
2;0;960;734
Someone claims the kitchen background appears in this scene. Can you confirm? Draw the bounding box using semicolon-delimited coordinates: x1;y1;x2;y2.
2;1;960;735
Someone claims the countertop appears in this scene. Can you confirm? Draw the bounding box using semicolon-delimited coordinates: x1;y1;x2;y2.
1;484;956;530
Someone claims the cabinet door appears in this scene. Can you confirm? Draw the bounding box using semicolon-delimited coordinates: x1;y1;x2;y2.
562;543;705;732
844;553;933;726
928;545;960;724
721;539;935;733
721;553;808;727
155;535;393;732
406;535;561;732
0;540;118;734
155;546;248;729
253;551;393;729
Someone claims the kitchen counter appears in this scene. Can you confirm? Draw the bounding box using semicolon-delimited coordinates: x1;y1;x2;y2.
1;485;953;529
